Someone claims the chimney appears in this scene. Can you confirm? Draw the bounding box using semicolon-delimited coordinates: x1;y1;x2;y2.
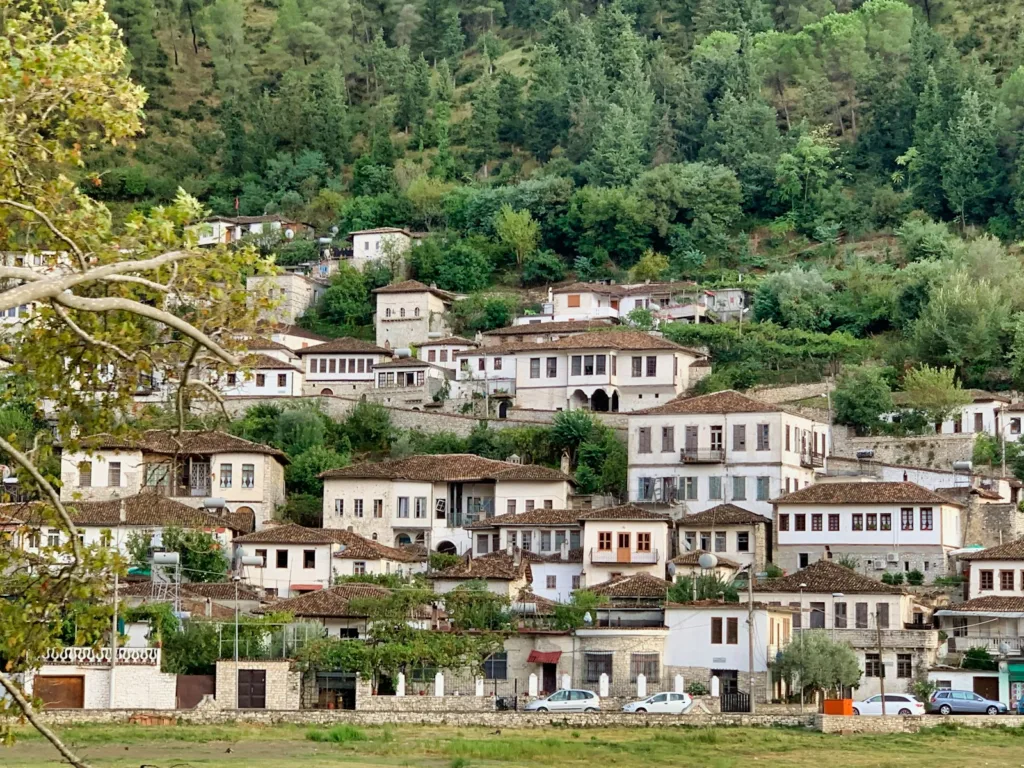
506;541;514;557
560;450;570;475
560;541;569;561
118;498;127;524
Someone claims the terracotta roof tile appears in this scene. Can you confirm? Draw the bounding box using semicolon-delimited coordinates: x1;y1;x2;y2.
294;337;391;356
243;353;302;371
430;551;531;581
119;581;261;601
0;496;249;531
551;281;625;296
589;573;671;600
264;583;398;618
484;320;618;337
753;559;904;594
372;358;445;369
233;523;347;545
678;504;768;527
665;599;793;611
331;531;427;563
466;508;583;530
271;324;332;341
512;587;559;615
632;389;781;416
418;336;477;347
82;430;287;461
321;454;573;484
940;596;1024;613
372;280;456;300
579;504;672;522
670;550;741;569
775;481;960;507
511;330;698;353
935;486;1003;502
959;538;1024;561
349;227;411;235
241;337;295;353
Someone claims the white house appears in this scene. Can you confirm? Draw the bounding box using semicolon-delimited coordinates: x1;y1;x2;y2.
372;279;455;351
191;214;310;247
664;600;794;702
512;330;708;413
493;318;619;343
773;481;964;579
578;504;672;585
675;503;769;572
884;390;1010;436
627;390;830;517
754;560;939;698
418;336;477;373
294;337;393;396
320;454;575;554
247;272;327;325
60;430;288;529
347;228;415;273
455;344;519;399
222;353;304;398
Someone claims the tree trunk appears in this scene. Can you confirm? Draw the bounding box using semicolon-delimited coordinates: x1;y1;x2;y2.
776;79;791;131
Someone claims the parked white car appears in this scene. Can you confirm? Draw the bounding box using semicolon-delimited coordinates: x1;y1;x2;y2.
622;692;693;714
524;689;600;713
852;694;926;716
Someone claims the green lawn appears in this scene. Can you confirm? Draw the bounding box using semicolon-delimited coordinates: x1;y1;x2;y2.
5;722;1024;767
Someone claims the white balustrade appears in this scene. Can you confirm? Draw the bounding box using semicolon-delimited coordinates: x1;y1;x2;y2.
528;673;538;697
561;673;571;691
599;673;609;698
674;674;684;694
43;647;160;666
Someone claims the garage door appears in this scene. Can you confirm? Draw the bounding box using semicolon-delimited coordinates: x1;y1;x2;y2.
237;669;266;709
34;676;84;709
974;676;1000;701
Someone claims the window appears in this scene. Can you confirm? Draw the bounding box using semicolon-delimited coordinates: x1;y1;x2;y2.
866;513;877;531
584;652;613;683
521;531;532;552
530;358;540;378
855;602;868;629
779;514;789;531
864;653;882;677
630;652;660;683
901;508;914;531
276;550;288;568
493;357;502;371
661;426;675;452
896;654;912;678
710;426;724;451
108;462;121;487
373;499;383;518
254;549;267;567
646;356;656;376
632;356;642;377
476;534;490;554
46;529;60;547
598;532;612;550
596;355;606;375
546;575;557;589
920;507;933;531
278;374;287;387
1001;570;1015;590
756;424;770;450
255;373;266;387
1014;418;1023;435
809;601;825;629
303;549;315;569
415;497;427;519
699;531;711;550
880;513;891;531
638;427;652;453
428;349;436;362
979;570;994;590
581;355;594;375
353;562;366;575
714;531;726;552
227;373;238;386
242;464;255;488
852;514;863;531
570;529;580;548
483;652;508;680
684;531;696;551
220;464;232;488
526;500;535;512
732;475;746;501
478;358;486;372
709;476;723;501
828;514;840;531
637;532;652;552
378;373;386;387
555;530;566;550
353;499;363;517
78;461;92;487
546;357;557;377
397;497;410;518
733;424;746;451
711;617;723;644
785;425;791;451
506;500;516;516
541;531;552;551
678;476;695;500
811;514;822;531
756;476;770;501
400;308;406;318
439;350;448;363
567;294;581;308
834;602;847;629
795;514;806;531
726;616;739;644
737;532;749;552
335;498;344;516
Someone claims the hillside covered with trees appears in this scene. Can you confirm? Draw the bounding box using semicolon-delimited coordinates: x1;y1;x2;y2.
91;0;1024;394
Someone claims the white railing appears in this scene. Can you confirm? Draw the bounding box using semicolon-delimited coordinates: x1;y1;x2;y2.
43;647;161;666
590;548;659;564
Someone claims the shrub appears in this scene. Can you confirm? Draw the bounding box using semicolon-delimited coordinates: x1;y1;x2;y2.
685;681;709;696
306;724;367;743
906;569;924;586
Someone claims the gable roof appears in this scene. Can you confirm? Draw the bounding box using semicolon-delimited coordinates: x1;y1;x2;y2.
511;330;698;354
753;559;904;595
578;504;672;522
242;353;303;372
271;324;332;342
484;319;618;337
372;280;456;301
320;454;573;484
0;496;249;531
430;551;531;581
552;281;624;296
80;430;287;461
233;523;346;545
775;481;961;507
959;538;1024;561
677;504;767;527
466;507;583;530
588;572;671;600
511;587;559;616
330;531;427;563
119;581;262;601
262;583;398;618
294;337;392;356
937;596;1024;615
241;337;295;354
418;336;477;347
349;227;411;236
633;389;781;416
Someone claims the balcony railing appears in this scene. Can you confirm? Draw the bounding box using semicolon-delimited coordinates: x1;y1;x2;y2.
43;647;161;666
680;448;725;464
590;548;659;564
948;636;1024;654
800;451;825;468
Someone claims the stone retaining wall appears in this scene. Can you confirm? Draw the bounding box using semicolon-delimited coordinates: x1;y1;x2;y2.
830;426;975;467
818;713;1024;734
358;695;496;712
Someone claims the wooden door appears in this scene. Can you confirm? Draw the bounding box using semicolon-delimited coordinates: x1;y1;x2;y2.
542;663;557;694
974;676;999;701
237;669;267;709
616;532;631;563
34;676;84;709
684;426;698;453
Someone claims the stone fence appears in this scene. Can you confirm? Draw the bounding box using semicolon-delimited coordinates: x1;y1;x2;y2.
818;713;1024;734
830;426;975;467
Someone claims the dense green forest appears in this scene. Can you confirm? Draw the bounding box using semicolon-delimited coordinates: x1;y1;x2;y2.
93;0;1024;394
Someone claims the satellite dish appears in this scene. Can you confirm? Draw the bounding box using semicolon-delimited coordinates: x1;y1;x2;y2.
698;552;719;570
284;228;295;239
667;562;677;578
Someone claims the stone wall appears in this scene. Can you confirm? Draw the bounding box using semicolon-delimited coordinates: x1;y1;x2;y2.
214;660;301;710
357;695;496;712
830;426;975;467
818;713;1024;734
745;382;832;405
962;501;1024;548
663;666;771;704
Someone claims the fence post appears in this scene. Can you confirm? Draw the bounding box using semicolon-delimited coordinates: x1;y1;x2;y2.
710;675;720;698
475;677;484;697
528;673;538;697
599;673;609;698
434;671;444;697
636;673;647;699
561;673;570;691
396;672;406;697
675;674;684;694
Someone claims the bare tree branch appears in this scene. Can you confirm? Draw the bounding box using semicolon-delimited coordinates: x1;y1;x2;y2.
0;673;93;768
0;198;87;270
51;301;134;361
103;275;172;293
184;379;230;421
176;342;202;433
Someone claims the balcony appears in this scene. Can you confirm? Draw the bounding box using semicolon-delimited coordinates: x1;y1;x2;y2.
947;636;1024;655
680;448;725;464
43;647;161;666
590;548;659;565
800;451;825;469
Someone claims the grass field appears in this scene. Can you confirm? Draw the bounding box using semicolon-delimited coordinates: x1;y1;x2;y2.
6;722;1024;768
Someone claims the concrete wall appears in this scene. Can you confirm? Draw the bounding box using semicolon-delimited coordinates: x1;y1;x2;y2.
215;660;301;710
26;664;176;709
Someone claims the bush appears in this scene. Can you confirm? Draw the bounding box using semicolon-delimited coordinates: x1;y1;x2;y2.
306;724;367;743
906;569;924;586
685;681;709;696
881;572;905;585
521;249;566;286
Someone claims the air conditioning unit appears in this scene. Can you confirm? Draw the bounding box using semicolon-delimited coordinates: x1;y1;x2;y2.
886;553;900;563
873;559;886;570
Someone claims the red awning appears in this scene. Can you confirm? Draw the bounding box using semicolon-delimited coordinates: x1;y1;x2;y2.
527;650;562;664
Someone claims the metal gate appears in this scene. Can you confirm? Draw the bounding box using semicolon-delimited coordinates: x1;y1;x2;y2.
720;690;751;713
237;669;266;709
34;676;84;709
176;674;216;708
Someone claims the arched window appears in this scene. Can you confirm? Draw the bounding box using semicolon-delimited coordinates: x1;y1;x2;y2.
372;533;378;541
385;308;392;318
414;307;421;317
400;308;406;318
396;533;412;546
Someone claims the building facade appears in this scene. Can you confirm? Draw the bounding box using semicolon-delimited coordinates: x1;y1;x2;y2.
372;280;454;351
294;337;392;396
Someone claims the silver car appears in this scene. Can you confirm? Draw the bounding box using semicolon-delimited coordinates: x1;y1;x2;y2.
524;688;600;713
930;689;1007;715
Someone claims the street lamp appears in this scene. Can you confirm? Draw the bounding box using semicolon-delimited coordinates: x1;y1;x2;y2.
798;582;807;711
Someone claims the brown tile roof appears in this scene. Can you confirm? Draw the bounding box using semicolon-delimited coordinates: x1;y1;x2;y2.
243;353;302;371
418;336;477;347
670;550;741;569
294;337;391;356
372;280;456;300
621;281;698;296
430;551;531;581
372;358;444;369
350;227;411;235
320;454;573;484
588;573;671;600
753;559;904;595
0;496;249;531
271;323;332;342
678;504;768;527
233;523;347;545
484;320;618;337
579;504;672;522
941;596;1024;614
512;587;558;615
775;481;961;507
632;389;781;416
513;330;698;353
550;281;699;298
959;538;1024;561
935;486;1004;502
241;337;294;353
892;389;1010;405
222;510;256;534
465;508;584;530
119;581;262;601
552;282;624;296
331;531;427;563
264;583;398;618
82;430;287;460
665;599;793;611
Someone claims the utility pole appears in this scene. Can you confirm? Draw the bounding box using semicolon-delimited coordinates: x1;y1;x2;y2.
110;564;118;707
877;605;886;716
747;561;756;714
